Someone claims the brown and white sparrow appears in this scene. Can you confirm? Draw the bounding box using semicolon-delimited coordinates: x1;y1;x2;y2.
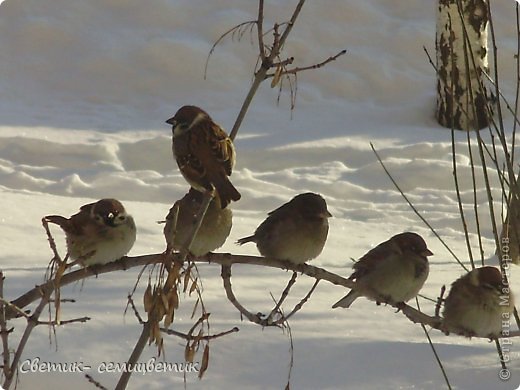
163;188;232;256
166;105;241;209
237;193;332;264
332;232;432;308
442;266;515;338
45;198;136;266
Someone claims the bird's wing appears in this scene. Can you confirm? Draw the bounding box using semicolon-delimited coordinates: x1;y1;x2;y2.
350;239;401;280
204;122;235;175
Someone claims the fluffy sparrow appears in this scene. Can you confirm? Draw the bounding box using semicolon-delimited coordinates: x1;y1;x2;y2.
237;193;332;264
163;188;232;256
332;232;432;308
166;105;241;209
442;266;515;338
45;198;136;266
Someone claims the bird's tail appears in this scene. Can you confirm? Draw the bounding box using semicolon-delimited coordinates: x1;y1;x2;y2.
213;176;241;209
236;235;255;246
44;215;70;230
332;290;361;309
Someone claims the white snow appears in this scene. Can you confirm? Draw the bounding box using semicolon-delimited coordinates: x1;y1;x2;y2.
0;0;519;389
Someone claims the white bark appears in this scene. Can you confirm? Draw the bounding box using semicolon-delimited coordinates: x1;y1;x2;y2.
436;0;492;130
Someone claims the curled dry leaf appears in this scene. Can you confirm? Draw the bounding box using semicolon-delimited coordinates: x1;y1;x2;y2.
189;278;198;296
169;289;179;310
160;291;169;314
165;261;181;291
185;343;195;363
199;344;210;379
183;266;192;293
271;64;283;88
144;284;153;314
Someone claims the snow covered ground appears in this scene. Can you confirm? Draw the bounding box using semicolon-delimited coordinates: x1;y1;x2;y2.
1;0;520;389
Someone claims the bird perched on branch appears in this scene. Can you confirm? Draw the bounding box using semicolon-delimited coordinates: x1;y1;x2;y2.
237;192;331;264
45;198;136;266
442;266;515;338
166;105;241;209
163;188;232;256
332;232;432;308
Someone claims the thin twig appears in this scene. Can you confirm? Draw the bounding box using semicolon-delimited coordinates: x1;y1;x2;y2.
416;298;452;390
0;274;10;381
85;373;108;390
451;129;474;269
161;326;239;341
275;279;319;325
257;0;265;60
370;143;468;271
36;317;90;326
204;20;257;80
266;50;347;78
266;272;298;324
4;288;50;389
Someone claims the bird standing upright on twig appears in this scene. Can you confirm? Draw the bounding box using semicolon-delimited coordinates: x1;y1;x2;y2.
166;105;241;208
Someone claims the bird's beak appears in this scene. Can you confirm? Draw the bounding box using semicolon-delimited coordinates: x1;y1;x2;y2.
166;117;176;126
105;212;116;227
422;249;434;257
322;210;333;218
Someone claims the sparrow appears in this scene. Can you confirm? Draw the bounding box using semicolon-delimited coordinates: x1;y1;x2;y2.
166;105;241;209
237;193;332;264
45;198;137;266
442;266;515;338
332;232;432;308
163;188;232;256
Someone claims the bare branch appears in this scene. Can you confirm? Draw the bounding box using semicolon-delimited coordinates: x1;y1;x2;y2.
85;373;108;390
204;20;257;80
4;288;51;389
161;326;239;341
36;316;90;326
257;0;265;60
0;274;11;381
370;142;469;272
275;279;319;325
221;265;264;325
266;272;297;324
266;50;347;78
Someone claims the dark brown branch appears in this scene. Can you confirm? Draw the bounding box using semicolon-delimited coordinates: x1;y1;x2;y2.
257;0;265;60
4;288;50;389
229;0;307;140
265;50;346;78
161;326;239;341
8;251;518;340
275;279;319;325
36;316;90;326
266;272;297;324
0;274;11;380
221;265;264;324
85;373;108;390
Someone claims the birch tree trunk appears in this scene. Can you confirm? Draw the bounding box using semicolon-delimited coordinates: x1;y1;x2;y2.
436;0;492;131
